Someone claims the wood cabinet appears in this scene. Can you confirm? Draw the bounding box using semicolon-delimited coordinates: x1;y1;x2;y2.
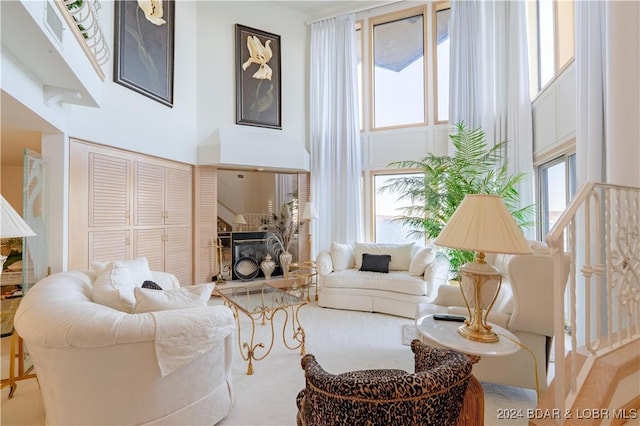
70;140;193;284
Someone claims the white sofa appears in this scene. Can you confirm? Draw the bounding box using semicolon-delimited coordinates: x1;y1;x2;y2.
416;241;569;391
15;269;235;426
316;242;450;318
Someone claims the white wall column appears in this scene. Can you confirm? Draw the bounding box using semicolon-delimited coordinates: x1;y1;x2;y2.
606;1;640;187
41;133;69;273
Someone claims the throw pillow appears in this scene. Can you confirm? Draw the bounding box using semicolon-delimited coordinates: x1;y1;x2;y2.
142;280;163;290
90;257;153;313
114;257;154;286
354;242;415;271
409;246;437;276
133;283;214;313
360;253;391;273
92;264;137;312
330;242;355;271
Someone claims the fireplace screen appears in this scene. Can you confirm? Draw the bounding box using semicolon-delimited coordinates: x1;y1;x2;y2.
231;232;282;280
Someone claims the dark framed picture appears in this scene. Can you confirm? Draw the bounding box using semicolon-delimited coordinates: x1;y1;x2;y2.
236;24;281;129
114;0;175;107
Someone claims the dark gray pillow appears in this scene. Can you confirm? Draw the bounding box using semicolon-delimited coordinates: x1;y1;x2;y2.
142;280;163;290
360;253;391;273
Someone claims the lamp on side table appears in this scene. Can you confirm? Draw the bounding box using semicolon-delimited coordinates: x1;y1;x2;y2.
1;195;37;398
434;194;532;343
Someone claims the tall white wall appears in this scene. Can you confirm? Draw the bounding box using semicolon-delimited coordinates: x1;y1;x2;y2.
195;1;308;164
1;166;24;211
606;1;640;187
532;1;640;189
65;0;200;164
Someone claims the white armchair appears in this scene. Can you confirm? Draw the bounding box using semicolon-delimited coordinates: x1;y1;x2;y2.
15;269;235;425
416;241;569;391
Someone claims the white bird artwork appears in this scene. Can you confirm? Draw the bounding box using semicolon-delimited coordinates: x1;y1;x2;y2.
242;36;273;80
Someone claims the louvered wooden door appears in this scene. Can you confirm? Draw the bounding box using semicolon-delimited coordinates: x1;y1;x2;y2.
165;167;191;226
87;153;132;264
69;140;193;284
164;227;191;284
134;162;164;226
193;166;217;284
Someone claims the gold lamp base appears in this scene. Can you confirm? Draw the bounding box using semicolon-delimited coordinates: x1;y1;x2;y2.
457;323;499;343
457;252;503;344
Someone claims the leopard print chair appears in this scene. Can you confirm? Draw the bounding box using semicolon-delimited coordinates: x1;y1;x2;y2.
296;339;472;426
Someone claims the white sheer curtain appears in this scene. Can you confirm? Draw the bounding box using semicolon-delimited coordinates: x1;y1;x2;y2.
449;0;533;233
575;1;606;185
310;14;363;256
576;1;640;187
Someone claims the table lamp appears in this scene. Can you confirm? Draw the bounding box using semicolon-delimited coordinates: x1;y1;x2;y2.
301;201;319;256
301;202;319;223
434;194;532;343
233;214;247;231
1;195;36;275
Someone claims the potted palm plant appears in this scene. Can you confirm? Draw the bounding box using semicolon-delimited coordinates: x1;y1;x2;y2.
380;122;534;277
265;204;298;274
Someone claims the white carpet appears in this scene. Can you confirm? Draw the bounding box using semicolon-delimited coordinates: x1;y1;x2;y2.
401;323;417;346
1;301;538;425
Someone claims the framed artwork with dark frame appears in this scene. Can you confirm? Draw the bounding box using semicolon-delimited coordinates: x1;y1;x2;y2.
235;24;282;129
114;0;175;107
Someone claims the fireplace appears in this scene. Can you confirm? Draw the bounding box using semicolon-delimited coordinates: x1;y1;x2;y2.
231;231;282;280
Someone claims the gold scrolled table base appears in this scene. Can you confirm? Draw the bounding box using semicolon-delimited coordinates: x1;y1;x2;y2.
215;283;307;375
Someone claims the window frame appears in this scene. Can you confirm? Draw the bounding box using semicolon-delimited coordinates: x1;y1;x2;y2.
368;5;429;131
370;170;427;244
432;1;451;124
531;0;575;95
536;148;577;241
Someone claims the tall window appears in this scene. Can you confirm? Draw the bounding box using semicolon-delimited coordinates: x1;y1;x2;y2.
370;7;427;129
434;2;450;123
538;153;576;239
373;173;423;243
533;0;575;92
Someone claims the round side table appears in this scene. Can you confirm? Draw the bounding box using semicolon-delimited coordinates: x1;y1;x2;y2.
416;314;521;426
416;314;520;357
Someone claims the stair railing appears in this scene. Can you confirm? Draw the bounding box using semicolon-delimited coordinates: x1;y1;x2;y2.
546;182;640;421
55;0;110;78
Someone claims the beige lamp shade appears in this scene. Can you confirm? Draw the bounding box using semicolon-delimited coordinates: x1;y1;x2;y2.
1;195;36;238
233;214;247;225
301;202;319;221
434;194;532;255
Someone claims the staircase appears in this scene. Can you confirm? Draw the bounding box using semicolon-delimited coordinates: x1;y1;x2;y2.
532;182;640;425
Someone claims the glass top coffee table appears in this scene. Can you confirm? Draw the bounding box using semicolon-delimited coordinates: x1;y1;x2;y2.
215;283;307;375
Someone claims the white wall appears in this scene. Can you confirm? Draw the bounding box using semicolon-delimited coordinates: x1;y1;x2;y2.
606;1;640;187
532;63;577;160
64;0;200;164
195;1;308;167
532;1;640;190
1;166;24;212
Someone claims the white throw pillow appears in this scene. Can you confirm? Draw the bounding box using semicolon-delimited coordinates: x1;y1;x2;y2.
92;264;137;312
133;284;214;313
91;257;153;312
354;242;415;271
114;257;154;286
330;242;355;271
409;246;437;276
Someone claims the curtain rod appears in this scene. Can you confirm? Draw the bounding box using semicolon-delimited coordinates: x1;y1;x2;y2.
305;1;405;25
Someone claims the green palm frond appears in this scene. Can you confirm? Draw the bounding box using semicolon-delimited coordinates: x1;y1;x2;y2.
382;122;534;275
